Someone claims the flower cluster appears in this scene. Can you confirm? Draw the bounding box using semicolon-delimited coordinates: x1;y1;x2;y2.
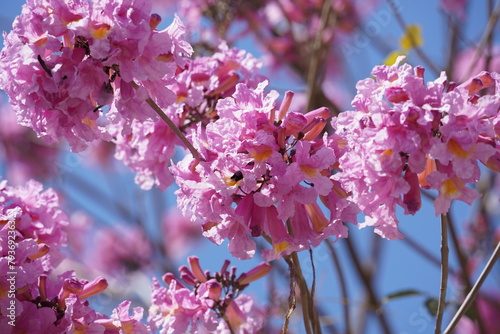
0;102;60;184
172;82;356;260
148;256;268;334
332;56;500;239
0;0;191;152
0;270;148;334
0;179;68;289
113;44;264;190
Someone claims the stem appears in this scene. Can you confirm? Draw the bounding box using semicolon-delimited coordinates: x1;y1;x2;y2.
446;212;486;333
444;241;500;333
444;14;460;78
305;0;333;112
131;81;202;161
291;252;313;334
344;237;392;334
460;0;500;81
326;239;352;334
435;213;449;334
283;255;297;334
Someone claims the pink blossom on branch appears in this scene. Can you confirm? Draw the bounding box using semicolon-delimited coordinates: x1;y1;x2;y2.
0;179;69;292
0;0;191;152
113;43;264;191
171;82;355;260
0;270;148;334
333;57;500;239
148;256;268;333
0;102;60;185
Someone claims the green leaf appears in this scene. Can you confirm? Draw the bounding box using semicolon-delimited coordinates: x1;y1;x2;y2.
381;289;422;304
425;298;439;317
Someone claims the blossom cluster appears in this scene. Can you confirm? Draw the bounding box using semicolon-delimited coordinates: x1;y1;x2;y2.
113;44;264;190
0;102;60;185
148;256;268;334
332;56;500;239
0;0;191;152
172;81;357;260
0;179;150;333
0;270;148;334
0;180;68;288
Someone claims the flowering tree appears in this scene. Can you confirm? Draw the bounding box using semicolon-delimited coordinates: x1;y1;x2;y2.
0;0;499;333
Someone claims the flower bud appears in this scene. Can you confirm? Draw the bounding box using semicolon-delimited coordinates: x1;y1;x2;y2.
188;256;207;283
78;277;108;299
278;91;294;121
304;107;330;123
304;203;329;233
403;167;422;214
236;262;271;285
149;13;162;30
283;112;307;136
179;265;197;286
414;66;425;79
302;117;327;141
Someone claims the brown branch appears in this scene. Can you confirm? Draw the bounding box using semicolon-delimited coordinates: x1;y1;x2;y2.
434;214;449;334
444;241;500;333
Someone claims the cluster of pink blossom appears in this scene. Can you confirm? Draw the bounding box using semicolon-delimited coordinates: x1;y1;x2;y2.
87;224;153;277
113;44;264;190
0;179;150;333
148;256;268;333
332;56;500;239
0;102;60;185
172;81;357;260
0;270;148;334
0;0;191;152
0;179;68;288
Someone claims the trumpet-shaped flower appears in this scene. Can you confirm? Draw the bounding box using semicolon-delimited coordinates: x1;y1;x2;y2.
333;57;500;239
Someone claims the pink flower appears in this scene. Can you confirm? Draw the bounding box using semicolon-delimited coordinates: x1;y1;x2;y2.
0;0;191;151
95;300;149;334
0;102;60;184
172;82;355;259
113;43;264;191
86;224;153;277
0;179;69;288
441;0;468;20
162;208;203;260
456;293;500;334
148;257;268;333
332;57;500;239
0;271;113;334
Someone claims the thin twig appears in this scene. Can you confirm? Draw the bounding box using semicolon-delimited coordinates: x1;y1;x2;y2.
444;241;500;333
282;255;297;334
309;248;317;317
446;212;486;333
435;214;449;334
131;81;202;161
444;14;460;78
291;252;314;334
305;0;333;112
461;0;500;81
484;0;496;72
326;239;352;334
344;237;392;334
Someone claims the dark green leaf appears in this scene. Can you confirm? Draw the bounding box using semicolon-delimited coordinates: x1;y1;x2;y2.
381;289;422;304
425;298;439;317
